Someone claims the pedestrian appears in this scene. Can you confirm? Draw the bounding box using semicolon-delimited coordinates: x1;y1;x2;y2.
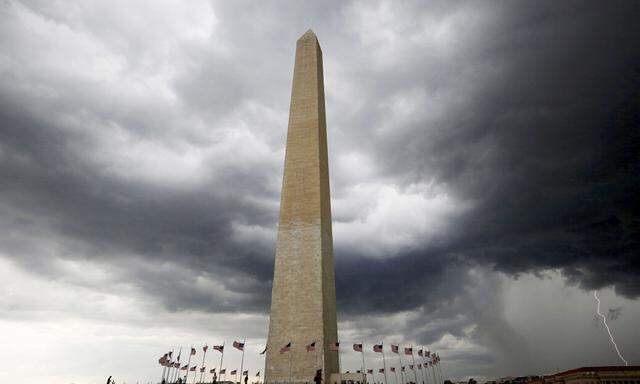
314;369;323;384
245;374;249;384
107;376;112;384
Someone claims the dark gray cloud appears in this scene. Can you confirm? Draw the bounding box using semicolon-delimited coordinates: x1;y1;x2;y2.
0;0;639;379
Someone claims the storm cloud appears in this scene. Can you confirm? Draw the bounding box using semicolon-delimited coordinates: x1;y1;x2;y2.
0;1;638;382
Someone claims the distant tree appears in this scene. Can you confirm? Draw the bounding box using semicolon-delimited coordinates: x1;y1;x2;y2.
444;380;454;384
468;379;477;384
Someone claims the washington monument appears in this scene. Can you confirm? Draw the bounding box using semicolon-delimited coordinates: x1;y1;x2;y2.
264;30;339;384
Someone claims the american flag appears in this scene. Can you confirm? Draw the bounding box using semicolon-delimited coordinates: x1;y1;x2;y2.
401;366;406;372
367;369;374;374
330;342;340;351
213;345;224;353
230;370;237;375
353;343;363;352
390;367;396;372
418;349;423;357
210;368;216;374
203;345;209;353
379;368;385;373
191;347;196;356
373;344;383;353
190;366;197;372
418;364;422;369
243;370;248;376
181;364;188;371
409;365;414;370
200;367;206;373
404;347;413;355
233;341;245;351
306;342;316;352
391;345;399;354
220;369;226;374
280;342;291;354
174;362;180;368
158;355;167;365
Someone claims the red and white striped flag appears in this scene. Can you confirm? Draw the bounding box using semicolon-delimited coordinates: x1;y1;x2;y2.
243;370;248;376
330;342;339;351
373;344;383;353
210;368;216;374
390;367;396;372
203;345;209;353
190;366;197;372
213;345;224;353
409;364;414;370
379;368;385;373
353;343;363;352
181;364;188;371
367;369;374;374
220;369;226;374
391;345;399;354
306;342;316;352
404;347;413;355
280;342;291;354
191;347;196;356
230;370;237;375
418;349;423;357
200;367;206;373
233;341;245;351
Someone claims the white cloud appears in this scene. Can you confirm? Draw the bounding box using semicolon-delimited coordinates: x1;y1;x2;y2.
333;182;472;257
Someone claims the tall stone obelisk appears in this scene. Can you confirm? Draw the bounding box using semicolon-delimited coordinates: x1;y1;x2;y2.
265;30;339;384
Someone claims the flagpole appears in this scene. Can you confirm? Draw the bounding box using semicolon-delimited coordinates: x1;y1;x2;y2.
381;342;388;384
361;340;366;380
315;342;319;371
169;348;176;383
175;348;182;384
419;348;427;384
161;354;168;383
397;349;403;384
201;345;208;384
430;359;437;384
220;342;226;379
338;343;342;377
410;347;418;384
239;339;246;384
186;346;193;383
289;343;293;384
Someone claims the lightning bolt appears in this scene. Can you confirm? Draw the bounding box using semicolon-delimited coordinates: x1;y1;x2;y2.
593;290;628;366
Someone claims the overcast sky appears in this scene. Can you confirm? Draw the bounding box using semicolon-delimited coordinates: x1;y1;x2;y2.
1;1;639;383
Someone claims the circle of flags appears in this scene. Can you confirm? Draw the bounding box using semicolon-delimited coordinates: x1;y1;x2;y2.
156;341;444;384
